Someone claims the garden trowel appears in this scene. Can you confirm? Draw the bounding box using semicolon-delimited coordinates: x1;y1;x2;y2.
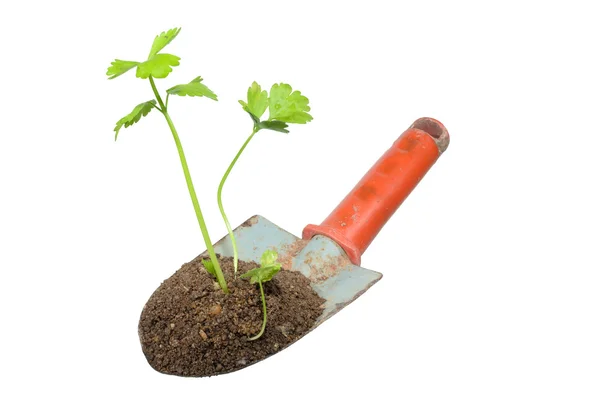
211;117;450;326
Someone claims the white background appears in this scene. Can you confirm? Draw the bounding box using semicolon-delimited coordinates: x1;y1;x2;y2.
1;0;599;396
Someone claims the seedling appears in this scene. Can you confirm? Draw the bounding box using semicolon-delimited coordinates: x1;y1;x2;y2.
218;82;312;276
107;28;229;293
240;249;282;340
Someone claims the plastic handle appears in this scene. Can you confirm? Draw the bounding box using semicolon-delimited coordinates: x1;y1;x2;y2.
302;117;449;265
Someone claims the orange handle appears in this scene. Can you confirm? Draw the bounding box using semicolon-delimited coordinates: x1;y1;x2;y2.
302;117;449;265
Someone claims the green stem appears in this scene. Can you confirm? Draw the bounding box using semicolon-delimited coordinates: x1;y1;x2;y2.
149;76;166;110
217;126;258;277
149;77;229;294
248;280;267;340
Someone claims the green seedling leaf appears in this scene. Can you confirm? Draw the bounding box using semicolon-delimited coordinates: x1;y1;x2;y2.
148;27;181;59
268;83;313;124
241;250;282;284
239;267;259;283
241;108;260;125
201;258;217;277
257;120;289;133
114;100;157;140
167;76;218;100
107;28;181;80
239;81;268;119
261;249;279;267
240;263;281;284
136;54;181;79
106;60;140;79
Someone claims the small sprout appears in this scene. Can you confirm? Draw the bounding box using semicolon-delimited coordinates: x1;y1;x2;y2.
240;249;283;340
201;258;216;277
219;82;312;277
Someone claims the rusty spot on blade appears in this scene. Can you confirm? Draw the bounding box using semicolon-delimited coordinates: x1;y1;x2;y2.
278;239;309;270
304;250;352;282
241;215;259;228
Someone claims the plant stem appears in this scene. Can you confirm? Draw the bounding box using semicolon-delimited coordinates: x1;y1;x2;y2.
149;77;229;293
248;280;267;340
217;126;258;277
149;76;167;110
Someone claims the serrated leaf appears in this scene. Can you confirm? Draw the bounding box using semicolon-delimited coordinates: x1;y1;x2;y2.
259;265;281;283
257;120;289;133
167;76;218;100
113;100;157;140
239;101;261;124
240;264;281;284
260;250;278;267
136;54;180;79
241;250;282;284
268;83;313;124
202;258;216;277
239;267;261;284
148;27;181;59
240;82;268;119
107;59;139;79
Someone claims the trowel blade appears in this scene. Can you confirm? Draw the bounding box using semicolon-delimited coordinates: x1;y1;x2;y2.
211;215;382;325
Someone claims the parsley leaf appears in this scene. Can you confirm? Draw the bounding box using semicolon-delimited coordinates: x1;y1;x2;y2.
240;249;282;284
107;28;182;80
113;100;157;140
106;60;140;79
257;120;289;133
148;27;181;59
167;76;218;100
240;265;281;284
136;54;181;79
268;83;313;124
261;249;278;267
239;81;268;119
238;82;312;132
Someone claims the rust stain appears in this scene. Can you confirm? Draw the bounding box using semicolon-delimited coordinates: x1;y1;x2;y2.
241;215;259;228
278;239;310;270
304;251;352;283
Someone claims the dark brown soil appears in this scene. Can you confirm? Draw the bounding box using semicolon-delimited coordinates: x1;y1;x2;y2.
138;255;325;377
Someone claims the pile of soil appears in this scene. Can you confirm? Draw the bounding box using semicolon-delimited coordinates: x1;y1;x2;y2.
138;255;325;377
